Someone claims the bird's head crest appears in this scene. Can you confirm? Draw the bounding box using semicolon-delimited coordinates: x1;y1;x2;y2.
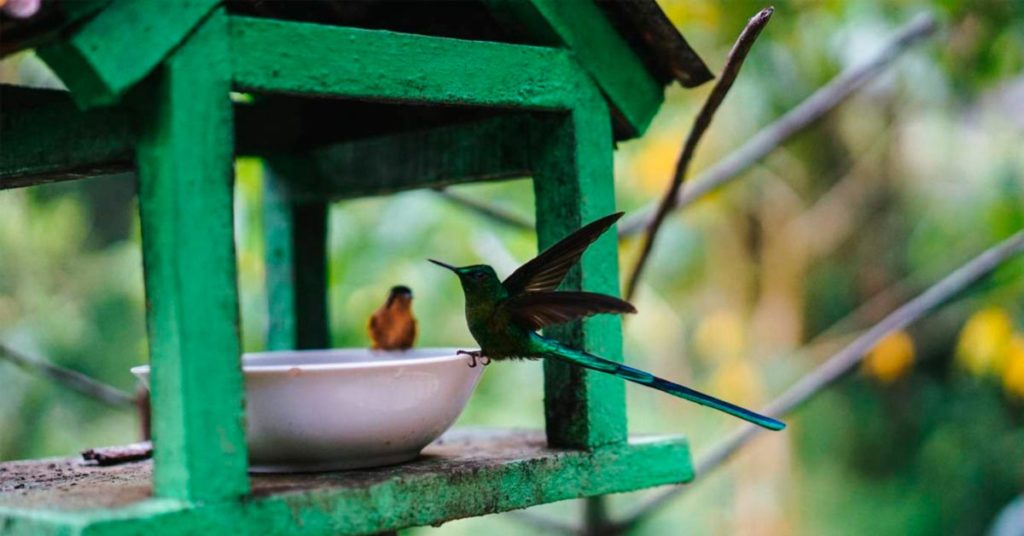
386;285;413;307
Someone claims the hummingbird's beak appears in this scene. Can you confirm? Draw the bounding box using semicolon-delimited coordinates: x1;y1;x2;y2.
428;259;459;272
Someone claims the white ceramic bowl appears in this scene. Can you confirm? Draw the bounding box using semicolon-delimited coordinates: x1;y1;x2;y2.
131;348;483;472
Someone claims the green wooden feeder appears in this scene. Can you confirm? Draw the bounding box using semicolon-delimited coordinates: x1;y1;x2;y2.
0;1;713;533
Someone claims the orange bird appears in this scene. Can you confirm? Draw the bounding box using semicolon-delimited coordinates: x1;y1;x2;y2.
368;285;417;350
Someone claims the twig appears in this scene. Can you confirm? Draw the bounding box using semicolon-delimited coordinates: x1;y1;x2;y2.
611;230;1024;533
433;188;534;231
810;273;915;345
81;441;153;466
583;496;610;536
618;12;938;238
0;343;135;408
504;511;578;535
624;7;774;300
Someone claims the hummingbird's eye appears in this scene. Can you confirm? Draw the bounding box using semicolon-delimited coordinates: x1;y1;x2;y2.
473;272;486;280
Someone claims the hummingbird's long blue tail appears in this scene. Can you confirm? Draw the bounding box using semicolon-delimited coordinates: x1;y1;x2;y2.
540;339;785;431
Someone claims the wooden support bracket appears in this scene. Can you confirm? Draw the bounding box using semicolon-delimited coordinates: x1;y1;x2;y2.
37;0;220;109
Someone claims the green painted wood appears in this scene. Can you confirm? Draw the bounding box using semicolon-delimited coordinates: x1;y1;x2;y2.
295;115;533;201
0;85;133;188
0;429;692;536
133;10;249;502
0;513;77;536
263;158;330;351
36;0;220;109
531;97;627;449
229;17;591;110
0;95;529;197
0;87;311;188
483;0;665;137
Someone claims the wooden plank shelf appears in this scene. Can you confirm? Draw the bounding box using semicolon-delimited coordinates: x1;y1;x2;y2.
0;428;691;535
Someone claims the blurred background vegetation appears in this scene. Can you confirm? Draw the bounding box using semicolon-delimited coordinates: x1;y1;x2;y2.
2;0;1023;534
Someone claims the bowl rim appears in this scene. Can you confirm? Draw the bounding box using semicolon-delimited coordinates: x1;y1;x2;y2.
130;347;481;376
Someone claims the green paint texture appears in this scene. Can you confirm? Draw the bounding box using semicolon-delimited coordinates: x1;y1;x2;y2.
303;115;533;201
37;0;219;109
0;88;305;189
263;158;330;351
229;17;592;110
484;0;665;137
0;86;133;188
133;10;249;502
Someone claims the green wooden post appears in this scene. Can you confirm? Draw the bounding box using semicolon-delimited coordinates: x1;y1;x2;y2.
263;158;330;350
531;96;627;449
134;10;249;501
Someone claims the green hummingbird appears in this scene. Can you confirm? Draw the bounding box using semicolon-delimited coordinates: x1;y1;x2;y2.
429;212;785;431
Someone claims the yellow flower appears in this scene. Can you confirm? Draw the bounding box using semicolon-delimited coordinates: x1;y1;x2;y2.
956;307;1014;376
863;330;915;383
1002;334;1024;399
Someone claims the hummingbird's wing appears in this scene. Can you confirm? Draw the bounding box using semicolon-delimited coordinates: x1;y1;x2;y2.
503;291;635;331
502;212;623;296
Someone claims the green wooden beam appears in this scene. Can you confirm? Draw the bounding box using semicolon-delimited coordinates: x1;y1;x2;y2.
0;430;692;536
0;85;133;188
531;99;627;449
483;0;665;137
0;91;529;195
0;88;305;189
229;17;592;110
263;158;330;350
37;0;220;109
291;115;532;201
133;10;249;502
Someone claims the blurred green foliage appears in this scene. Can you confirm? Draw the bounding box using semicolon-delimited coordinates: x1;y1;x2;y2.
1;0;1023;534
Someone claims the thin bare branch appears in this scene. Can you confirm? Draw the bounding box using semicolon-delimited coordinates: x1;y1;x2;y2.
81;440;153;466
613;229;1024;533
0;343;135;407
504;511;578;535
618;12;938;238
583;496;611;535
434;188;534;231
812;274;915;345
624;7;774;300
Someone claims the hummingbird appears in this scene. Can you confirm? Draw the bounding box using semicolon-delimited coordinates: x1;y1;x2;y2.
429;212;785;431
368;285;418;351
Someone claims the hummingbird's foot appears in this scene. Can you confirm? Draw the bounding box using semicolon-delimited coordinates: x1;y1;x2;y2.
458;350;485;368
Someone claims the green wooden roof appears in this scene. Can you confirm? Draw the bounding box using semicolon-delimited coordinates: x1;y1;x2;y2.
0;0;712;139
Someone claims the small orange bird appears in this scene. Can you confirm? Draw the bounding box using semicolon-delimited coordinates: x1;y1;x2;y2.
368;285;418;350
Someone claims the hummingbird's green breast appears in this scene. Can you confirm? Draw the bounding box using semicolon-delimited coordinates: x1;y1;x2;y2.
464;290;536;360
